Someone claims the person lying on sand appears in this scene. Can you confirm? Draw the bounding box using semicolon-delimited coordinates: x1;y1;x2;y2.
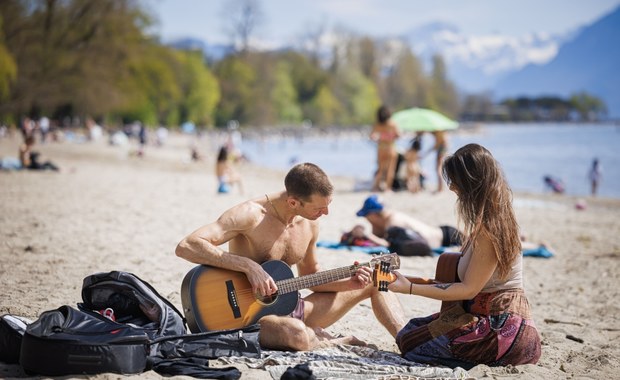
176;163;406;351
355;195;463;256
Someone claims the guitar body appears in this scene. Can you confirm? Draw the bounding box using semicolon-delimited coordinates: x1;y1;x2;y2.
434;252;461;283
181;260;299;332
434;252;462;312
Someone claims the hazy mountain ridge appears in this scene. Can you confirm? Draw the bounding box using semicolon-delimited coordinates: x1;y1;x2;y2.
405;22;568;75
165;6;619;117
494;6;620;117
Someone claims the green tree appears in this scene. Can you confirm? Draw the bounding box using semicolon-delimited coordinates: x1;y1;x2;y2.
569;92;607;121
358;37;380;82
118;45;181;126
306;85;341;126
175;51;220;127
0;16;17;102
271;60;302;124
281;51;327;105
428;54;459;118
214;55;256;126
382;46;426;111
0;0;152;119
332;68;381;125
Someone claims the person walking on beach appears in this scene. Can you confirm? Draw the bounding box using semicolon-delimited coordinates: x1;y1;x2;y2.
388;143;541;368
370;105;401;192
176;162;406;351
588;158;602;196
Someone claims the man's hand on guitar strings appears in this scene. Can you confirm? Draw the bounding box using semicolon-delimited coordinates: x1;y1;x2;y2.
351;266;373;289
245;261;279;296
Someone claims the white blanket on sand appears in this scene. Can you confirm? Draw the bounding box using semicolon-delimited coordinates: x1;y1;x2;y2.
217;344;472;380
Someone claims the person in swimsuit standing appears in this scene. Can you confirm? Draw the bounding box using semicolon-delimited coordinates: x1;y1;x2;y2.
370;105;401;192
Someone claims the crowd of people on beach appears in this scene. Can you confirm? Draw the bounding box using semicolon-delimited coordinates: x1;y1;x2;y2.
369;105;450;194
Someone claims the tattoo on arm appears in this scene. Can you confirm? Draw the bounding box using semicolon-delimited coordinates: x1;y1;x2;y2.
434;283;453;290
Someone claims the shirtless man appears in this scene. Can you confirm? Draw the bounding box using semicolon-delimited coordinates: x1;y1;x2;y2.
176;163;406;351
356;195;463;249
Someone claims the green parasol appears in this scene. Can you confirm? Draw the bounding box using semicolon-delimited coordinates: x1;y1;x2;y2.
392;107;459;132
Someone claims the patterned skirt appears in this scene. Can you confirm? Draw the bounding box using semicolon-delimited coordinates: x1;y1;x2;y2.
396;288;541;369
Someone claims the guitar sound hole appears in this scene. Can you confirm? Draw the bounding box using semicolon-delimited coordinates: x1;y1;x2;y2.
257;292;278;305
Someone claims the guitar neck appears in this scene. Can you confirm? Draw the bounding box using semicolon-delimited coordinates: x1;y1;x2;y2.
276;262;371;294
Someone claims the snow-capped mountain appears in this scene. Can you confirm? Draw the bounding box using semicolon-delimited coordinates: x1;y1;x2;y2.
403;21;573;92
494;5;620;118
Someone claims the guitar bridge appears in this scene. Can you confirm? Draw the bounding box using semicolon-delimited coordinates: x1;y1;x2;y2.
226;280;242;319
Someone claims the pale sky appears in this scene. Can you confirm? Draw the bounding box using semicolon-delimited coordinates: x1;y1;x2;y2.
148;0;620;45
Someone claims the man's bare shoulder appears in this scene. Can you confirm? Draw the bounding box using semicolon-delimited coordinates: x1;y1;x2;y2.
217;197;267;229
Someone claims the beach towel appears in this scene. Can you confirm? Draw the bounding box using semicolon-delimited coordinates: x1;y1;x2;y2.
318;242;554;258
216;344;472;380
316;241;390;254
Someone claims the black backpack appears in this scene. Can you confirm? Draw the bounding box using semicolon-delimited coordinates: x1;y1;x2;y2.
10;271;260;377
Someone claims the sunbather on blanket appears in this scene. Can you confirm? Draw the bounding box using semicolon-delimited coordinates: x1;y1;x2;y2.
354;195;463;256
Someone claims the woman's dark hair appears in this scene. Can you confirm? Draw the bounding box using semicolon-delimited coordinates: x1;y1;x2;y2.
217;146;228;162
442;143;521;279
376;105;392;124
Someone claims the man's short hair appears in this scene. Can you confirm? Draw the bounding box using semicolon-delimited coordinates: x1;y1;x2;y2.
285;163;333;201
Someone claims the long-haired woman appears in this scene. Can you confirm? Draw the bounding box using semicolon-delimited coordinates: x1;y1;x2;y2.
388;143;541;369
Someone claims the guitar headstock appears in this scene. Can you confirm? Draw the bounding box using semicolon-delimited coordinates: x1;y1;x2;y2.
369;253;400;271
371;253;399;292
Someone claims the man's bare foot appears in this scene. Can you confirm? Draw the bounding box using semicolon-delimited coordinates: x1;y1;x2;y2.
313;327;371;348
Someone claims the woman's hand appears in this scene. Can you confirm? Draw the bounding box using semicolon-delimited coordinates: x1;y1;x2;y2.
388;271;412;294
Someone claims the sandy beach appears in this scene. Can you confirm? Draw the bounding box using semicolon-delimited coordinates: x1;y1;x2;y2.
1;131;619;379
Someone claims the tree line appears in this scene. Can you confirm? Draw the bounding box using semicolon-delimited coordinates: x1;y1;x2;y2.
0;0;606;131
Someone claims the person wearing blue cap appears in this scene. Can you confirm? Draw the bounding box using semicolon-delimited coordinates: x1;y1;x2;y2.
356;195;463;256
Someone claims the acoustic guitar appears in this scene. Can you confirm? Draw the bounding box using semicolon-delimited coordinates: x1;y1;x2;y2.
373;252;462;311
181;253;400;332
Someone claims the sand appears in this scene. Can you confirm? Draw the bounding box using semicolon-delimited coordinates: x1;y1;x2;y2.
1;131;619;379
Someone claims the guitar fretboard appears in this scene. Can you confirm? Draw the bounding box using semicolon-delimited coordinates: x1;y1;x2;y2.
275;262;370;294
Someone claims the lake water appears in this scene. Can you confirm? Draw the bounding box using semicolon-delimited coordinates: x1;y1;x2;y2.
240;123;620;199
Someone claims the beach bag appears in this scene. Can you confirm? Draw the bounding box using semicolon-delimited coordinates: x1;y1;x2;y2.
18;270;261;377
20;270;187;375
79;270;187;343
19;305;152;375
0;314;31;364
386;226;433;257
